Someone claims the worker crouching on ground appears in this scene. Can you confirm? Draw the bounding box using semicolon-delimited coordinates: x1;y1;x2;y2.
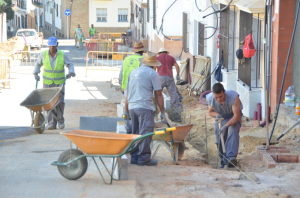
156;48;183;108
206;83;243;168
33;37;76;130
124;52;166;166
119;42;146;94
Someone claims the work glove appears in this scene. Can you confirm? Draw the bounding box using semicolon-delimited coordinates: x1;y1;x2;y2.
219;125;228;134
160;111;167;123
34;73;40;81
216;114;223;119
123;111;129;121
176;75;180;81
66;72;76;79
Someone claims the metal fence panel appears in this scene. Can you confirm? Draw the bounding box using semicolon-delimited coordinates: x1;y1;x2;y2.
85;51;134;76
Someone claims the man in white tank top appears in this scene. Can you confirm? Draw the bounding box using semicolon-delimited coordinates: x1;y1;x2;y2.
206;83;243;168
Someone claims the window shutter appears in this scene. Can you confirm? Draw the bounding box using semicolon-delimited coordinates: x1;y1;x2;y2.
153;0;156;29
147;0;150;23
198;22;204;55
219;4;229;70
182;13;187;50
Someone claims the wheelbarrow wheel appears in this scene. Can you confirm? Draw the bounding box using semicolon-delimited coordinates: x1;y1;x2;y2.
34;112;45;134
171;143;185;161
57;149;88;180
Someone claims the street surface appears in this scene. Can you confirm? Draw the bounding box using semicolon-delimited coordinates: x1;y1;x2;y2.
1;40;299;198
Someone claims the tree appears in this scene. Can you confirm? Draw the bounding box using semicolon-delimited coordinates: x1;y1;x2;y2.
0;0;14;21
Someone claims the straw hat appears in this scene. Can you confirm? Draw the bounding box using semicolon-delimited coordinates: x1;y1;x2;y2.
131;42;147;52
158;47;169;54
139;52;161;67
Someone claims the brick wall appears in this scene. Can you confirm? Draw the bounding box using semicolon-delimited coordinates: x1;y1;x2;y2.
69;0;89;39
270;0;295;113
164;36;182;59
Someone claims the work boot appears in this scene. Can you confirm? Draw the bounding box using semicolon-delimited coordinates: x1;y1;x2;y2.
47;124;56;130
58;122;65;129
137;159;158;166
227;157;237;168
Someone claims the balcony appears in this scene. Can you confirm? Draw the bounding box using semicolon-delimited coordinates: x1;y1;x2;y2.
32;0;43;8
18;0;26;10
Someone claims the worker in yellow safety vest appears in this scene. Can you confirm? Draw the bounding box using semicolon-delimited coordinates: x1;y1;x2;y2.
89;24;96;39
33;37;76;130
119;42;147;95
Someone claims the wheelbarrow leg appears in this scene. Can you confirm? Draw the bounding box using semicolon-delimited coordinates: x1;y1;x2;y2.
151;142;160;159
42;106;49;127
169;131;178;165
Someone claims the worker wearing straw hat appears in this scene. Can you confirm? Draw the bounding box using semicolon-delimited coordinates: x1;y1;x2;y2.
119;42;146;93
157;47;183;109
124;52;166;166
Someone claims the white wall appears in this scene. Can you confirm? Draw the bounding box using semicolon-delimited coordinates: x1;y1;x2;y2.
89;0;130;28
54;0;61;29
44;0;61;29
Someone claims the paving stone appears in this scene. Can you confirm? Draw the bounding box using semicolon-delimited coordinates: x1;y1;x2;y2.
80;116;123;131
117;104;125;117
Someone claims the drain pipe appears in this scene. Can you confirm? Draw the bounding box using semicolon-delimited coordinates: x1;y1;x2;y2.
264;0;271;149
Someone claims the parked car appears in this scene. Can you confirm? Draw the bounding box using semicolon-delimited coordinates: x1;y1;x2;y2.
15;29;42;50
38;32;44;48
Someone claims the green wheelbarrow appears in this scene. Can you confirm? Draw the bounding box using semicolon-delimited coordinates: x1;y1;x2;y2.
51;127;176;184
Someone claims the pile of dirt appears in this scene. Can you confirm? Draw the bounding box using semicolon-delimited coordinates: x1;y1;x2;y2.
0;37;25;54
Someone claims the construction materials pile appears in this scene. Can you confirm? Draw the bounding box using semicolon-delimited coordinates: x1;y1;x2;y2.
0;37;25;54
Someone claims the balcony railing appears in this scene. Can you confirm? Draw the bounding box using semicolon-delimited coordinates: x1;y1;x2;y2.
32;0;43;8
18;0;26;10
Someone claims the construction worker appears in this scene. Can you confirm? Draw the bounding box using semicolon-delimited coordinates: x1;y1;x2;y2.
74;24;82;47
156;48;183;109
89;24;96;39
33;37;75;130
119;42;146;94
124;52;166;166
206;83;243;168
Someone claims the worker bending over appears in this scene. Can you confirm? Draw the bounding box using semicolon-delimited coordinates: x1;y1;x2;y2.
119;42;146;94
206;83;243;168
33;37;75;130
124;52;166;166
157;48;183;109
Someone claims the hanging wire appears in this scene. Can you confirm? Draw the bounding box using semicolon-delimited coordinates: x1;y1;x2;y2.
156;0;182;41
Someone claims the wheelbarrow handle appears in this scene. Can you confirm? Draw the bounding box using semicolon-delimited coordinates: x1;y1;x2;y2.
154;127;176;135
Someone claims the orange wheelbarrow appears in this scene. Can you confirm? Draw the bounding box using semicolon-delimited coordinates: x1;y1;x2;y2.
151;124;194;164
51;127;176;184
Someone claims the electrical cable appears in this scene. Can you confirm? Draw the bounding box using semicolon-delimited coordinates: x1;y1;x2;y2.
269;0;300;142
156;0;182;41
198;0;218;40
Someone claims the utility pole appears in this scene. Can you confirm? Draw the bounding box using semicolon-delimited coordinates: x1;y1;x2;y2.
37;7;39;32
51;0;55;36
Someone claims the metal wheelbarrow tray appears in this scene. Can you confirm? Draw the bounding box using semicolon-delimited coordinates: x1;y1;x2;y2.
51;128;175;184
20;87;62;134
151;124;194;164
20;87;61;111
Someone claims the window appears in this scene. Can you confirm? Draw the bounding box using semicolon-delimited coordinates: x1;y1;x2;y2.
118;9;128;22
96;8;107;22
56;4;58;17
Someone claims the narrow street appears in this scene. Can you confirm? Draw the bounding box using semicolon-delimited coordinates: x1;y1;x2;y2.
0;41;299;197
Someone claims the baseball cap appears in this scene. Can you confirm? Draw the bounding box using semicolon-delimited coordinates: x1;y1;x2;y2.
48;37;58;46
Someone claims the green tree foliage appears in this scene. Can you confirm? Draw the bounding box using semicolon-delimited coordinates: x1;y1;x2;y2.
0;0;14;21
